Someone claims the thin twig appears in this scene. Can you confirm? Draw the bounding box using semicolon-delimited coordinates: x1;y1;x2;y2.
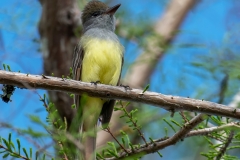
0;122;44;152
105;114;207;160
58;142;69;160
215;131;234;160
179;111;189;123
204;134;225;143
104;127;129;154
185;122;240;137
0;144;29;160
120;101;148;146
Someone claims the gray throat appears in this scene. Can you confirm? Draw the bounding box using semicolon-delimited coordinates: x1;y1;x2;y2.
82;27;120;42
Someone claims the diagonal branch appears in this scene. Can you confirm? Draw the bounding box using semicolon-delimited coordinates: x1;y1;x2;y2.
105;114;207;160
147;122;240;147
215;130;234;160
186;122;240;137
0;70;240;120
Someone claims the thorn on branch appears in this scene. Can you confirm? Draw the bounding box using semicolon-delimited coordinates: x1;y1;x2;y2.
170;109;175;117
41;74;49;79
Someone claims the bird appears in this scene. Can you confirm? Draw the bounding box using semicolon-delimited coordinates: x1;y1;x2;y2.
72;1;124;159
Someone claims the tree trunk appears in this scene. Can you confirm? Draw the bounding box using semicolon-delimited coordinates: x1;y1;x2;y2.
38;0;81;126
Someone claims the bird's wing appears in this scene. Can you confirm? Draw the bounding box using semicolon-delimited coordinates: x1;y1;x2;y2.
100;56;124;126
72;43;84;110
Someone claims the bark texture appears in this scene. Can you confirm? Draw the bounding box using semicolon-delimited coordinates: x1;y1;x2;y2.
38;0;81;125
1;70;239;120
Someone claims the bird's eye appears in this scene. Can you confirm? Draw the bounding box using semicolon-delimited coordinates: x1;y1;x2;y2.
92;11;100;17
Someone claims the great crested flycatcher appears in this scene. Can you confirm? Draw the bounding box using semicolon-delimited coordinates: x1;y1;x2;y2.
72;1;123;159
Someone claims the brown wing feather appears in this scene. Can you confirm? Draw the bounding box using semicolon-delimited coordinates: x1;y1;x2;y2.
72;44;84;110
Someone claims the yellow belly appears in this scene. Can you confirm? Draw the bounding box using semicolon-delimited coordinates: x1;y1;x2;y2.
81;37;123;86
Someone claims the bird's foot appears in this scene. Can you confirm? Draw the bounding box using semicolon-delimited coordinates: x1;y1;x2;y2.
91;80;101;85
120;84;132;90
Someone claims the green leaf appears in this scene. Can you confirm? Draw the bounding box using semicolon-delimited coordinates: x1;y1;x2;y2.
227;146;240;150
106;149;118;158
2;153;9;158
70;94;74;98
3;64;6;70
7;65;11;71
163;119;176;133
157;151;163;157
35;151;39;160
170;119;182;127
121;137;126;147
129;143;134;151
96;153;104;159
120;130;126;135
8;133;11;143
28;115;42;124
71;104;76;109
10;142;15;151
119;115;126;118
149;137;154;143
142;84;150;93
107;142;117;154
2;138;11;151
23;148;29;159
30;148;32;158
10;152;20;158
164;127;168;136
211;143;222;149
210;116;222;125
114;107;122;111
101;150;106;157
17;139;21;154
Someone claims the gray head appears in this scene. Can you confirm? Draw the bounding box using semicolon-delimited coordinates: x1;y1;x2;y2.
81;1;120;32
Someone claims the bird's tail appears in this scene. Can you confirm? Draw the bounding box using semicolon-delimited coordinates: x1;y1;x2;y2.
81;126;97;160
80;97;104;160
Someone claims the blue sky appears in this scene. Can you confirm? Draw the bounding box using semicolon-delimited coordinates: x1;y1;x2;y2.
0;0;239;159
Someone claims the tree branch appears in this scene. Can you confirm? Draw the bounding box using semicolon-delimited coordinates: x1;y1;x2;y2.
105;118;240;159
0;70;240;120
105;114;207;160
39;0;81;126
185;122;240;137
215;130;234;160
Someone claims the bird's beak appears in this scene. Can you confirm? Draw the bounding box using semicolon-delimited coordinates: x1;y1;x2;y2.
105;4;121;15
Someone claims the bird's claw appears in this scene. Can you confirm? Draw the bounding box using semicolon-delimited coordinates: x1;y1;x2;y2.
91;80;101;85
120;84;132;90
